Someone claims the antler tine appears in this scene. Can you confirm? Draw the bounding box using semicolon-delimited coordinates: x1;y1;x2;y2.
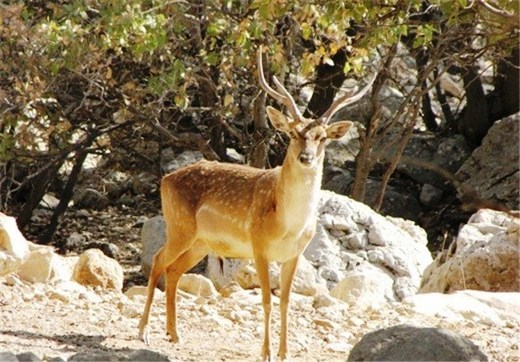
272;75;303;121
321;74;377;124
257;45;303;121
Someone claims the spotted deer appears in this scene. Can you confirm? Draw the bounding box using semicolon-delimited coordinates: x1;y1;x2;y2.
138;46;374;361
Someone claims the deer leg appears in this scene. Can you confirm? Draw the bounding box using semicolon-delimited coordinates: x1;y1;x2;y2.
254;253;272;361
165;241;210;343
278;256;299;360
138;245;176;344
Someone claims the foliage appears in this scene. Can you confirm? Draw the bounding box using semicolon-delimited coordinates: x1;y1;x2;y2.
0;0;517;239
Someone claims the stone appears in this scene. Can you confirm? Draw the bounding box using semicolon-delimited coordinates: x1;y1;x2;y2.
140;215;166;289
178;273;218;298
456;113;519;210
17;244;56;283
331;266;394;309
0;352;19;362
404;290;520;327
73;248;124;290
308;191;432;304
161;149;203;174
348;324;488;361
16;352;42;361
420;183;444;207
73;188;109;210
420;209;519;293
0;212;29;276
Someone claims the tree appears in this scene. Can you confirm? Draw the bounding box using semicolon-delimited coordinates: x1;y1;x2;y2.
0;0;517;243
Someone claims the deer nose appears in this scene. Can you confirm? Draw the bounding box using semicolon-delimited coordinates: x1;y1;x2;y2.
298;151;314;165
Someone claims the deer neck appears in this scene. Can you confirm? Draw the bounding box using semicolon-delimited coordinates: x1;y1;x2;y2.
275;150;324;229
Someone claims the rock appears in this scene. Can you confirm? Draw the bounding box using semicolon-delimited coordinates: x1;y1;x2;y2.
73;188;109;210
322;166;353;195
420;183;444;207
456;113;519;210
420;209;519;293
68;350;168;362
308;191;432;305
16;352;42;361
161;149;203;174
209;257;326;296
178;273;218;298
140;215;166;288
0;213;29;276
85;241;119;259
73;249;124;290
39;193;60;210
17;244;56;283
404;290;520;327
348;324;488;361
401;134;472;188
16;243;77;283
330;266;394;309
130;172;157;195
0;352;19;362
64;232;87;251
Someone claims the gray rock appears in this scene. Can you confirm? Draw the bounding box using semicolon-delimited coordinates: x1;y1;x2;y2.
161;149;203;174
74;188;109;210
347;324;488;361
456;112;519;210
0;352;19;362
68;349;170;361
140;215;166;289
419;183;444;207
16;352;42;362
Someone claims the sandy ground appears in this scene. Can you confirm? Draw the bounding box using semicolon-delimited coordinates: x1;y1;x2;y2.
0;276;518;362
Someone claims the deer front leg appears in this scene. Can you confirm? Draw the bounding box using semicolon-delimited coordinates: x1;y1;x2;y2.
254;253;272;361
278;256;299;360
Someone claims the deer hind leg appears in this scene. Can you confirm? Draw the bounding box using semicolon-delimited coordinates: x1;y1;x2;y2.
278;256;299;361
138;215;196;344
138;244;176;344
165;240;210;343
253;253;272;361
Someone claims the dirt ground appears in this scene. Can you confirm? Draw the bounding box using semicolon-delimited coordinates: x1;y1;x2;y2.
5;204;517;361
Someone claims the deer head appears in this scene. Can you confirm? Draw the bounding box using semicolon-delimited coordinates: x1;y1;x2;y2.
257;46;375;169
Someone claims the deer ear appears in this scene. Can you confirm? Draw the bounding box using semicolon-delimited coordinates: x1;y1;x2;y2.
266;106;292;133
326;121;353;140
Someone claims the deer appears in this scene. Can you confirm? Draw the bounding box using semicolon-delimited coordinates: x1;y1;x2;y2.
138;46;374;361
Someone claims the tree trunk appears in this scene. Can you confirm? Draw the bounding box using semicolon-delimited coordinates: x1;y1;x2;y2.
41;149;88;246
459;66;489;145
303;49;347;118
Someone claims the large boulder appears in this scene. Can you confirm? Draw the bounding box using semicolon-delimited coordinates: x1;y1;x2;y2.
73;248;124;290
420;209;519;293
0;213;29;276
348;324;488;361
308;191;432;308
456;113;519;210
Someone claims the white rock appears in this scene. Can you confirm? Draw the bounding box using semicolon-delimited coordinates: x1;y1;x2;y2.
0;213;29;276
331;266;394;309
178;273;218;298
73;249;124;290
420;209;519;293
403;290;520;327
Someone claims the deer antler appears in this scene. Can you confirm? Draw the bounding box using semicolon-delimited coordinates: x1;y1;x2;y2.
257;46;303;121
320;74;377;124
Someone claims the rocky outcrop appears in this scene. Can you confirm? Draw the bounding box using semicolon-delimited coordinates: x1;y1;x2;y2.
456;113;520;210
310;191;432;308
420;209;519;293
73;248;124;290
348;324;488;361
